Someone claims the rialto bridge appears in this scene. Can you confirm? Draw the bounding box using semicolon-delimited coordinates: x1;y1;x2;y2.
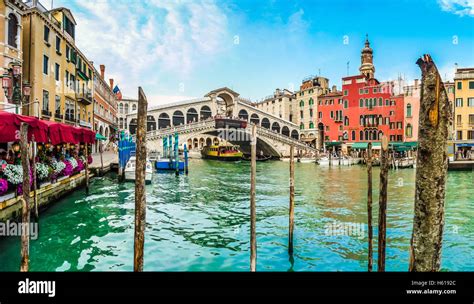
127;88;317;157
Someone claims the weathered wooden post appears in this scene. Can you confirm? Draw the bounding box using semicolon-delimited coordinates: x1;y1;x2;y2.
31;135;38;222
288;145;295;255
84;143;89;195
329;147;332;167
100;142;104;176
367;142;373;272
409;55;451;272
250;124;257;272
20;123;30;272
378;136;389;271
134;87;148;272
184;144;189;175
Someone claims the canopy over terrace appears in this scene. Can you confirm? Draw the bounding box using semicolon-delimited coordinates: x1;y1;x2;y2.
0;111;95;144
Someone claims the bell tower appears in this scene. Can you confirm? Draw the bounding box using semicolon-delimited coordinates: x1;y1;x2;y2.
359;34;375;79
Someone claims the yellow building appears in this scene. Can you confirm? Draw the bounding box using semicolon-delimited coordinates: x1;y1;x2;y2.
454;68;474;142
293;76;331;147
1;0;27;113
21;3;93;127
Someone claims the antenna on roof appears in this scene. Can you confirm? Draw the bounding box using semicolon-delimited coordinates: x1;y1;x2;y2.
347;61;350;76
51;0;54;9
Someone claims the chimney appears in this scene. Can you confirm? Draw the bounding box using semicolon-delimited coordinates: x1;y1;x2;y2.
332;85;337;92
414;79;419;89
109;78;114;89
100;65;105;79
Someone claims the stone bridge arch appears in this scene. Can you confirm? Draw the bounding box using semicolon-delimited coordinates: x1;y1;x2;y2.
205;87;239;117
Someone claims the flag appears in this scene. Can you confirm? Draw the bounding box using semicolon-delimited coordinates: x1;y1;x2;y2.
113;85;122;100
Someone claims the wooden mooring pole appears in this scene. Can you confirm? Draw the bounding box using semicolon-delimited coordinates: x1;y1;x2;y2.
409;55;451;272
85;143;89;195
31;135;38;222
367;142;373;272
288;145;295;255
377;136;389;272
250;124;257;272
20;123;30;272
100;142;104;176
134;87;148;272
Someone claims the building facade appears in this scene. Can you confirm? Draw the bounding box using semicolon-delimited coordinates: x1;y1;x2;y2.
118;98;137;131
1;0;27;113
316;89;343;147
21;3;93;127
316;37;405;148
453;67;474;142
254;88;294;122
93;64;117;152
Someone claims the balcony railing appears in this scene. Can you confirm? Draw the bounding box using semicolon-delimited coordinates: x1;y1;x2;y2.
77;92;93;105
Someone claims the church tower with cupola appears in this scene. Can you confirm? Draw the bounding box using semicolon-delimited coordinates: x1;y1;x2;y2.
359;35;375;79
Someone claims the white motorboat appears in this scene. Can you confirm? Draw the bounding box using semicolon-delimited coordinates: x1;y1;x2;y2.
317;156;355;166
298;158;316;163
124;156;153;184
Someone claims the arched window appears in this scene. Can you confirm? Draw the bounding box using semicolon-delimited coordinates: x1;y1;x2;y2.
351;130;356;141
8;14;18;48
300;122;304;130
344;116;349;126
309;122;314;129
299;100;304;107
309;98;314;106
406;103;412;117
119;103;123;114
360;130;364;141
406;124;413;137
132;104;137;111
125;103;129;114
360;115;364;126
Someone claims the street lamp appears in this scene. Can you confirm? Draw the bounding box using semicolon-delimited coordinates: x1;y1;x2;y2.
22;81;31;98
12;62;22;77
1;72;11;99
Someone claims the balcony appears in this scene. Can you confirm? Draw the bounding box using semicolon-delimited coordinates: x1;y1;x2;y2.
77;92;93;105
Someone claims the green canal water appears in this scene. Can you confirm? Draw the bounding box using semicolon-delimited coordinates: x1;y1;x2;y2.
0;160;473;271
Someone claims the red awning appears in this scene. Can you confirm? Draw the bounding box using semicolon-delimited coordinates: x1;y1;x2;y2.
0;111;49;143
0;111;95;144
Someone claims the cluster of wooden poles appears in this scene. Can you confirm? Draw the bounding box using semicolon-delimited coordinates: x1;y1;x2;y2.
132;53;450;272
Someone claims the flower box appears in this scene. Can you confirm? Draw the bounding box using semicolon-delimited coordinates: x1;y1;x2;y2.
57;176;68;182
0;192;15;202
39;181;51;188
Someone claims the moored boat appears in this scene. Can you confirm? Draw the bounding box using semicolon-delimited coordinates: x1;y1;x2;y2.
201;144;243;161
124;156;153;184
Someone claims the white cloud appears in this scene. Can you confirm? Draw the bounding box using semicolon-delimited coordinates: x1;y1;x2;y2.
58;0;228;99
438;0;474;17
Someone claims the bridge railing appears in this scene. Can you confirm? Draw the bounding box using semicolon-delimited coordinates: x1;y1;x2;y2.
143;118;316;152
146;119;215;139
250;123;316;152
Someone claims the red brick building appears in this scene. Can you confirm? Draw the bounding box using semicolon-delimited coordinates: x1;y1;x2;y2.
318;37;405;147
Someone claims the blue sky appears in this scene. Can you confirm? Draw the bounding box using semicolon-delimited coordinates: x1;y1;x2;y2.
53;0;474;105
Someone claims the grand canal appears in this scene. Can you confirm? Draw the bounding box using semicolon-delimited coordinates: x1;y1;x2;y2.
0;160;472;271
